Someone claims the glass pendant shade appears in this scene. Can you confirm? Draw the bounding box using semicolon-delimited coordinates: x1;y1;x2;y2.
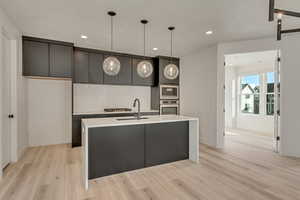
137;61;153;78
164;63;179;80
103;56;121;76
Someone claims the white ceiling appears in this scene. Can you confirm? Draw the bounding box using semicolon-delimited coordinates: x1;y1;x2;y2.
225;50;277;69
1;0;300;57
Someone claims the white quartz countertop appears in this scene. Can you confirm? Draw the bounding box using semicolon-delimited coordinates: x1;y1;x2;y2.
82;115;198;128
73;110;159;116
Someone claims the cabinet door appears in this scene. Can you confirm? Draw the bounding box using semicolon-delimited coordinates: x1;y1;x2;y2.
159;58;180;85
72;116;82;147
145;121;189;167
88;53;104;84
118;56;132;85
88;125;145;179
49;44;73;78
74;50;89;83
132;58;154;86
103;55;132;85
23;40;49;76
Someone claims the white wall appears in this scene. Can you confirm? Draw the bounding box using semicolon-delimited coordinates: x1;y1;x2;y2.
180;46;218;146
225;66;237;128
27;79;71;147
0;7;27;163
27;82;151;147
236;115;274;135
73;84;151;114
280;34;300;157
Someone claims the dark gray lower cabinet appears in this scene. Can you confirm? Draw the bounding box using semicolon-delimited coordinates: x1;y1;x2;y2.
88;125;145;179
145;122;189;167
87;121;189;179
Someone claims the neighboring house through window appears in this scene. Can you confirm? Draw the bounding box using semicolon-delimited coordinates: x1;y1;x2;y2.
240;74;260;114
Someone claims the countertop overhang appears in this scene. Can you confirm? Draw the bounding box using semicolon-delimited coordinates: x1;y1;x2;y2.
82;115;198;128
73;110;159;116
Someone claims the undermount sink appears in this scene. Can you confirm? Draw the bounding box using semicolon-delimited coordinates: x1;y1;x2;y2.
116;117;148;121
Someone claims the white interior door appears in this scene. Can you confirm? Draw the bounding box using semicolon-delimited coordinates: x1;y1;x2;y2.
1;34;11;168
273;50;280;153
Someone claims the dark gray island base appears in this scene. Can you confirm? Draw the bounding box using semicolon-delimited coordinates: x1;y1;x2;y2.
82;115;199;190
88;122;189;179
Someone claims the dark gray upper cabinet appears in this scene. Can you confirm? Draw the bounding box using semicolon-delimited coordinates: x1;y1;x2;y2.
88;53;104;84
74;50;89;83
158;57;180;85
23;36;74;78
103;55;132;85
23;40;49;77
49;44;73;78
73;49;104;84
132;58;155;86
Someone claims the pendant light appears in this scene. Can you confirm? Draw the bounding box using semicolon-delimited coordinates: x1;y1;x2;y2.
164;26;179;80
103;11;121;76
137;19;153;78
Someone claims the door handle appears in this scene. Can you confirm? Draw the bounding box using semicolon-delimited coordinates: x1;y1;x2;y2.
8;114;14;119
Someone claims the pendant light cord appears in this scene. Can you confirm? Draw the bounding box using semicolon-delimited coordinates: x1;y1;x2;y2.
170;28;174;64
111;15;113;51
171;30;173;57
144;23;146;56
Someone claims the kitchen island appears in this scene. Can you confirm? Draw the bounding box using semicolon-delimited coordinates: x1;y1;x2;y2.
81;115;199;190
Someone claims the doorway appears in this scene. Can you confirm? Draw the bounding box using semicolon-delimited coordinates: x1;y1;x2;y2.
1;31;12;169
224;50;280;152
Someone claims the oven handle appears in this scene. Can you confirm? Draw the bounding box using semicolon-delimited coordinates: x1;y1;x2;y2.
160;105;179;108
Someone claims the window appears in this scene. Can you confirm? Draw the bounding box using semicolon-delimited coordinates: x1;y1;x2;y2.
266;72;275;115
240;75;260;114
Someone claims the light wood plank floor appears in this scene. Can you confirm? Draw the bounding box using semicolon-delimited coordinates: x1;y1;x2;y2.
225;129;274;151
1;138;300;200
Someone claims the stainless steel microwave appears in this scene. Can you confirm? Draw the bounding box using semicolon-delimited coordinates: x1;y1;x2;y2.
160;85;179;99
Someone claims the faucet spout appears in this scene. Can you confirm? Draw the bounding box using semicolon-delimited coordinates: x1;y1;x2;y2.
133;98;141;120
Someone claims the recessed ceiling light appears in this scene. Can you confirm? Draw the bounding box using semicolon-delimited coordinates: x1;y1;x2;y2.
206;30;213;35
81;35;88;39
153;47;158;51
